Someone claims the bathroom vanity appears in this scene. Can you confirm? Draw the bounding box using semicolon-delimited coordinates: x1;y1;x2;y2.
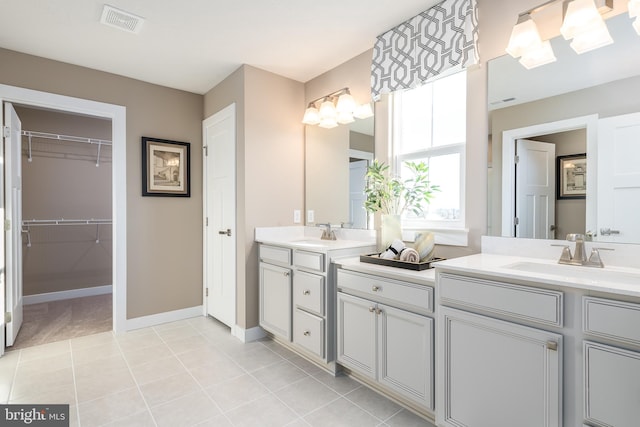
256;226;376;372
333;237;640;427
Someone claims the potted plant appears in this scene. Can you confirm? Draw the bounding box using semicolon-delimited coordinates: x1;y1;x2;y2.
364;159;439;249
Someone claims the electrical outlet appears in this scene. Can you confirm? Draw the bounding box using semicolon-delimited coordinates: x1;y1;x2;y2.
307;210;315;223
293;210;301;223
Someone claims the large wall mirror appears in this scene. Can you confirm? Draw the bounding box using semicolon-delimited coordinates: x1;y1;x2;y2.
488;11;640;244
305;116;374;229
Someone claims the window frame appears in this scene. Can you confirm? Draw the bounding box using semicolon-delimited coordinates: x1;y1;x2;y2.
388;70;469;245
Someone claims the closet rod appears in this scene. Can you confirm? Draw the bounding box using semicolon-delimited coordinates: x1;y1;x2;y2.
21;130;112;167
22;219;112;226
21;219;112;247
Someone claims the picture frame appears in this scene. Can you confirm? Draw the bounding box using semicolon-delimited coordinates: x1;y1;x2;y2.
557;153;586;200
142;137;191;197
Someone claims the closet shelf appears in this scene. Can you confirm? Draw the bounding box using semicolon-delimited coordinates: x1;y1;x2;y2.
22;219;112;247
21;130;112;166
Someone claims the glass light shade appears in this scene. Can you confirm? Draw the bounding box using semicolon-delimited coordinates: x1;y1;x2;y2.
519;40;557;69
630;0;640;18
318;117;338;129
302;106;320;125
336;93;356;114
568;21;613;53
354;103;374;119
560;0;603;40
506;17;544;58
337;111;355;124
319;99;337;120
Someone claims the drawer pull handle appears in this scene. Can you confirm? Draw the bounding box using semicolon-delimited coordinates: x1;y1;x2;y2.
372;286;380;292
303;330;311;336
369;306;375;313
546;341;558;351
303;290;311;295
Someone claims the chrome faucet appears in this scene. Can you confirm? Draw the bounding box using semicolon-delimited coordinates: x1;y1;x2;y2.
317;223;337;240
553;233;613;268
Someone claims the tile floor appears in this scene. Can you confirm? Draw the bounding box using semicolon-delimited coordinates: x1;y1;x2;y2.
0;316;436;427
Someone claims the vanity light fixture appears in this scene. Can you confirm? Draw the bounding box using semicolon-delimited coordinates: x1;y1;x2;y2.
302;88;373;128
506;14;557;69
506;0;617;69
629;0;640;34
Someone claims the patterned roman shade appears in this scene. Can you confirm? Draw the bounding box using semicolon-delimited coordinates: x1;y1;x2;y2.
371;0;479;100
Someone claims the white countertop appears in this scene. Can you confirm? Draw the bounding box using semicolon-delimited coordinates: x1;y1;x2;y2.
255;225;376;253
336;256;436;286
435;253;640;298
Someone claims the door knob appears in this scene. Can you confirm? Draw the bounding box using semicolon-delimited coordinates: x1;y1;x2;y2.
218;228;232;236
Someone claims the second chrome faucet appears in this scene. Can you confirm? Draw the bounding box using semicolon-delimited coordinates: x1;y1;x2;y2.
553;233;613;268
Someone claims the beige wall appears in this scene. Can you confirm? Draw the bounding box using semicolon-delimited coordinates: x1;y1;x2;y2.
17;106;113;295
204;65;304;329
0;48;204;319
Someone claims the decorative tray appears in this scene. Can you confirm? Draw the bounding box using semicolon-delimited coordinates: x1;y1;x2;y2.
359;254;445;271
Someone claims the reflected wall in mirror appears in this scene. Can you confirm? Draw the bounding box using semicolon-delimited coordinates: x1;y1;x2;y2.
488;12;640;244
305;116;374;229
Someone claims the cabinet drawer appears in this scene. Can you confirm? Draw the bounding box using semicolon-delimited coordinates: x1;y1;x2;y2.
259;245;291;265
293;309;324;358
294;250;325;272
337;269;433;314
293;271;325;316
439;273;563;327
584;297;640;346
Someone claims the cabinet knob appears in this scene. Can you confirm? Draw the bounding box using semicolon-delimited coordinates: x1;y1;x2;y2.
375;308;383;315
303;330;310;336
284;271;290;277
546;341;558;351
369;306;375;313
372;285;380;292
303;290;311;295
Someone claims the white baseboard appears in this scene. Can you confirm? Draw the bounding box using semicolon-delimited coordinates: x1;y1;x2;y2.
232;325;266;343
125;305;203;331
23;285;112;305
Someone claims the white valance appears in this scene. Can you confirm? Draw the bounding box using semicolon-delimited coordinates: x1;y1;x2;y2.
371;0;479;100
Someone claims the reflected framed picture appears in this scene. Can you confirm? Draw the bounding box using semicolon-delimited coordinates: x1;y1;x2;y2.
142;136;191;197
557;153;586;200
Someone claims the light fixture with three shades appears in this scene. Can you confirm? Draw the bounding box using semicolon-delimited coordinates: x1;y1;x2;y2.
302;88;374;129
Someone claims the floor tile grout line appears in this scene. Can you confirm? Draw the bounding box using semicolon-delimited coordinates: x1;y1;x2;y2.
68;339;83;427
154;322;234;426
111;327;161;427
6;348;23;404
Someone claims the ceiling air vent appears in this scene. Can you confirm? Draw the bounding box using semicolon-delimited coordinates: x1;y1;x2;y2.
100;4;144;34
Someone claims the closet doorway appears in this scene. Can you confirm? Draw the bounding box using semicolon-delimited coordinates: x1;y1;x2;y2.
1;84;127;357
8;104;113;350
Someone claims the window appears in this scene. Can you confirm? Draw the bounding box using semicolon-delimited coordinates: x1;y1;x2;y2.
391;69;467;236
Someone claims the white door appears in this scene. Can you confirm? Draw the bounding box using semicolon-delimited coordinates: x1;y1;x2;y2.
349;159;368;229
596;113;640;243
4;103;23;347
515;139;556;239
203;104;236;328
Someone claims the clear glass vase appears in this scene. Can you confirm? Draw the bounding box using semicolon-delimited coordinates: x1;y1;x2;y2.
379;214;402;251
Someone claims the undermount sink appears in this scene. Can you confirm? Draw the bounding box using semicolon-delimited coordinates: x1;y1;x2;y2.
503;261;640;285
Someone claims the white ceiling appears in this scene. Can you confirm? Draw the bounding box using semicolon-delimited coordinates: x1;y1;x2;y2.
0;0;440;95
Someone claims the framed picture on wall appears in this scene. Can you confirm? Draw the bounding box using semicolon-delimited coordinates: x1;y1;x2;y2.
142;137;191;197
557;153;586;200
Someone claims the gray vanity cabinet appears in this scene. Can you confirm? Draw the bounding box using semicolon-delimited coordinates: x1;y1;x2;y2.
437;272;563;427
583;296;640;427
259;245;293;341
336;269;434;410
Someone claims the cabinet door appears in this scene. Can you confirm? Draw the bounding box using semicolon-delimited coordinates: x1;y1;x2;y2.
259;262;292;341
378;304;434;410
584;341;640;427
337;292;376;379
438;307;562;427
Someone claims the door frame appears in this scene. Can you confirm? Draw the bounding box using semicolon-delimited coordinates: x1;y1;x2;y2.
0;84;127;346
501;115;598;237
202;103;237;330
